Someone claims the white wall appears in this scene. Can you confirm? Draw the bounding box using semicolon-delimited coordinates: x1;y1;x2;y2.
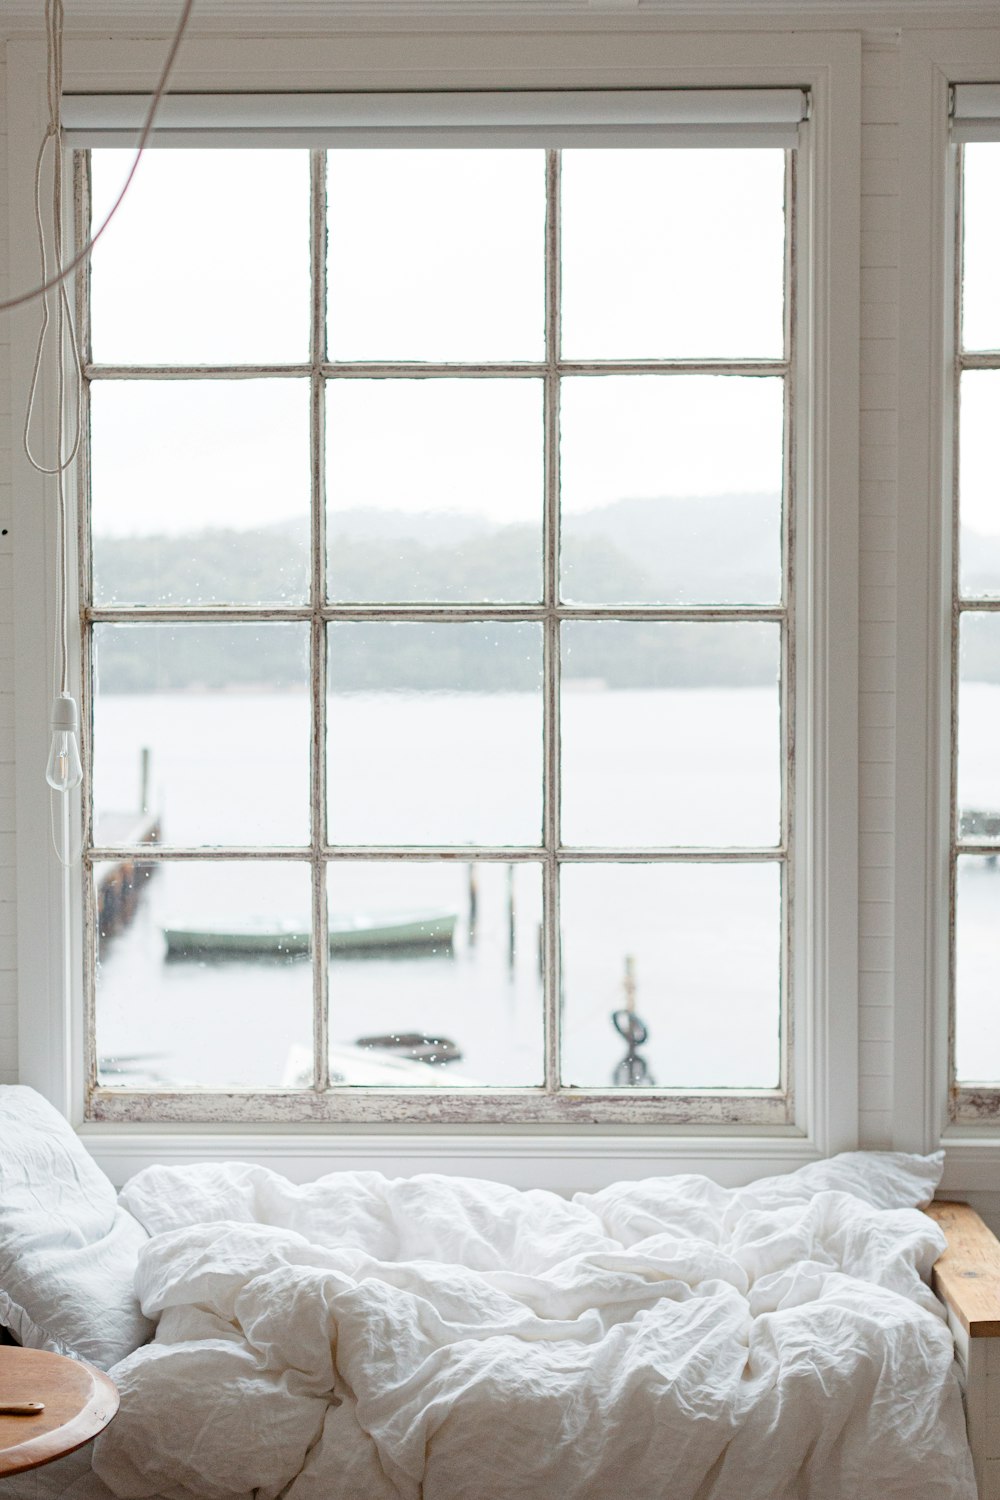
857;30;900;1152
0;9;991;1184
0;49;16;1089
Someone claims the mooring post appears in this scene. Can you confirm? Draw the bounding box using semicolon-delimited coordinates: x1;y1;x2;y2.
467;861;478;946
140;747;151;817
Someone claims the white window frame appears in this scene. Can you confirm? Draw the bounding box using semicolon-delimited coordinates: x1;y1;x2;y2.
896;26;1000;1190
9;25;861;1188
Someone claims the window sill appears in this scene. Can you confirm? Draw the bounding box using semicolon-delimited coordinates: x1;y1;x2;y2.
78;1123;817;1193
940;1134;1000;1192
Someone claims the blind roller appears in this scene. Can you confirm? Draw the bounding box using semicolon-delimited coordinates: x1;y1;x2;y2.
61;89;809;149
952;85;1000;143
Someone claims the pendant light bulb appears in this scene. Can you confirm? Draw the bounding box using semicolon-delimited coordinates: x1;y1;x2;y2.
45;693;82;791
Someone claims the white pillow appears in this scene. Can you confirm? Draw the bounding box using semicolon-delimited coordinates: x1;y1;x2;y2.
0;1086;153;1369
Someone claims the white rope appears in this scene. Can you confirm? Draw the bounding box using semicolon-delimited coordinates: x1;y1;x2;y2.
22;2;80;705
15;0;195;865
21;0;78;865
0;0;196;317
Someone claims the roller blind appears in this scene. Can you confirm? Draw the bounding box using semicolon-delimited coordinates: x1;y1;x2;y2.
952;85;1000;143
61;88;809;149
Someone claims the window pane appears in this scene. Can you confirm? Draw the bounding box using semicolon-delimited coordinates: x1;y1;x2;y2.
91;381;311;606
561;622;781;848
316;860;543;1087
93;624;310;847
962;144;1000;353
89;150;310;364
959;371;1000;598
327;623;542;846
94;860;312;1089
326;379;543;602
561;149;785;360
561;863;781;1089
955;854;1000;1084
327;150;545;361
560;375;784;605
957;614;1000;841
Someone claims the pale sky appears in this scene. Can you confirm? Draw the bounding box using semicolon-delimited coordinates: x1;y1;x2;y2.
88;145;789;538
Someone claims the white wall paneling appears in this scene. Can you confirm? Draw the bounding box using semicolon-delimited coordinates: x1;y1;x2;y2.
1;11;999;1196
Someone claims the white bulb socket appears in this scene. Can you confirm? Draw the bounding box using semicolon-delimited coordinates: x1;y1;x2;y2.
50;693;79;733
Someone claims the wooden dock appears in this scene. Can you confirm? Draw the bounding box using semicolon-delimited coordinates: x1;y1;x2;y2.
96;812;161;940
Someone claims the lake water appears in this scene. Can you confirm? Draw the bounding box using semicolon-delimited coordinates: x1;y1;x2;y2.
93;686;785;1093
90;682;1000;1095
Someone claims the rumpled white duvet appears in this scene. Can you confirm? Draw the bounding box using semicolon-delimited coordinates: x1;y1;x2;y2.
88;1152;973;1500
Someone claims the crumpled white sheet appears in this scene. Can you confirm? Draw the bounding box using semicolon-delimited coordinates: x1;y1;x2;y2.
90;1152;975;1500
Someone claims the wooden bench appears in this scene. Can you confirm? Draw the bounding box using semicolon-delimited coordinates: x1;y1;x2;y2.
928;1202;1000;1498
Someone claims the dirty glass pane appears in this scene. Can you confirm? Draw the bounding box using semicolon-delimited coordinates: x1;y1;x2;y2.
326;378;543;602
92;623;310;847
959;371;1000;598
560;862;781;1089
327;622;543;846
560;375;784;605
91;380;310;606
327;149;545;361
957;614;1000;843
314;860;543;1087
89;150;310;364
561;148;785;360
94;860;312;1089
962;144;1000;354
955;854;1000;1084
561;621;781;848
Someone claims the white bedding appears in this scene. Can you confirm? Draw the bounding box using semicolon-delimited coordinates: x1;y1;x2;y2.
80;1153;973;1500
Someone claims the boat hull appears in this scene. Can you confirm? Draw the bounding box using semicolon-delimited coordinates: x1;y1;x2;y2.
163;912;457;960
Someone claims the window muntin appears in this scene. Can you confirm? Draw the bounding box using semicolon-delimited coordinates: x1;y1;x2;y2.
951;140;1000;1114
80;137;797;1125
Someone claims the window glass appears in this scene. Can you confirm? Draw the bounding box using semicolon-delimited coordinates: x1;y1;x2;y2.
81;137;795;1123
91;380;311;606
94;860;312;1090
560;148;785;360
327;149;545;362
560;375;784;606
326;379;543;603
90;150;311;364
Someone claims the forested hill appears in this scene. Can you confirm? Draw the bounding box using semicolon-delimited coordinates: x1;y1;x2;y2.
93;493;789;692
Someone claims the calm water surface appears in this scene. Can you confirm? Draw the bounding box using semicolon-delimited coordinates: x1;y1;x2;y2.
94;687;783;1093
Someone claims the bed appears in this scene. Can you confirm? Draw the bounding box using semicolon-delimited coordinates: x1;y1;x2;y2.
0;1085;995;1500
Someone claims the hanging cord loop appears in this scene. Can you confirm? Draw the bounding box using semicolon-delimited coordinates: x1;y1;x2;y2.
17;0;195;866
0;0;195;317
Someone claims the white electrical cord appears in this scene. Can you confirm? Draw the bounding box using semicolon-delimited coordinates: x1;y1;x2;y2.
15;0;196;863
0;0;196;317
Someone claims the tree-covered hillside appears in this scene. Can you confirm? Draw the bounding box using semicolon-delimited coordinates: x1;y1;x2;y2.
93;495;788;691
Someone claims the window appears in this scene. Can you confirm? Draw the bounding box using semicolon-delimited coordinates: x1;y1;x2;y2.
949;88;1000;1123
69;91;810;1126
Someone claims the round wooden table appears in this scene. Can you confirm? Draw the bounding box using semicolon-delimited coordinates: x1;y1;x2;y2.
0;1348;118;1477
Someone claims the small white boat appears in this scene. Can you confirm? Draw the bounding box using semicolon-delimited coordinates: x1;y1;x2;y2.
163;910;457;960
282;1044;480;1088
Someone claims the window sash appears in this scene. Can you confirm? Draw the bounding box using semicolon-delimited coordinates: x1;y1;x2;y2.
949;137;1000;1122
76;137;797;1127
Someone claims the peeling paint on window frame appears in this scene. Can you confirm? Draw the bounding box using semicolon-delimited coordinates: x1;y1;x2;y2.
75;142;799;1128
949;143;1000;1125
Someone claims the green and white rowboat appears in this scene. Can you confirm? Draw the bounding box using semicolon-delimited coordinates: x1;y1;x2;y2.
163;910;457;960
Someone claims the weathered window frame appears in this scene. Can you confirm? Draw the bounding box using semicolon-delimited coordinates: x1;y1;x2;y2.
75;131;796;1128
895;32;1000;1176
947;107;1000;1127
7;28;860;1182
